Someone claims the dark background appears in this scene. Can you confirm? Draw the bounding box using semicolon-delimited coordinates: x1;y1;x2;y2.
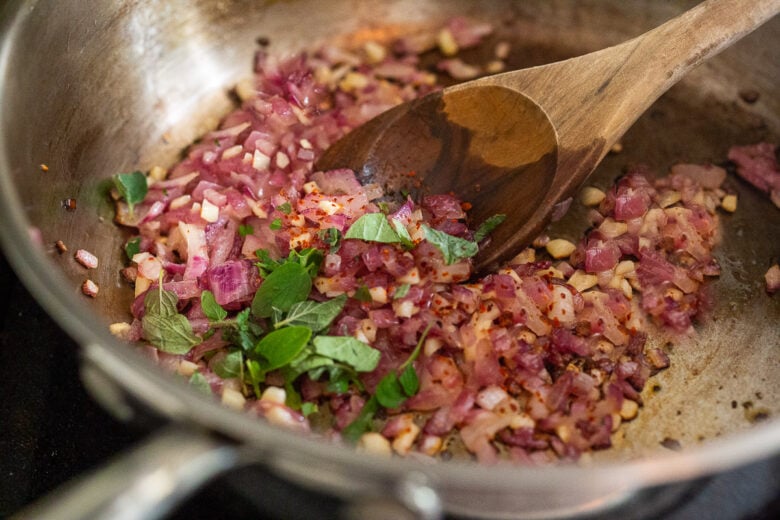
1;250;778;520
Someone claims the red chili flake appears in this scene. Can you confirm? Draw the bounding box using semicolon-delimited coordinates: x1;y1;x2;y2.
62;198;77;211
406;170;417;177
460;201;472;211
40;163;49;172
54;240;68;253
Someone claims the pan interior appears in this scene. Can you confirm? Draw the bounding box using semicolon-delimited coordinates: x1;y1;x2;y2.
0;0;778;476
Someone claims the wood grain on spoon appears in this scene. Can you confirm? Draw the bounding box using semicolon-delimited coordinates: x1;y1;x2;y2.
317;0;780;271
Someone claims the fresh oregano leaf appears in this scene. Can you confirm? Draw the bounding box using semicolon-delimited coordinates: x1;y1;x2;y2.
144;286;178;317
353;285;372;303
312;336;381;372
189;372;213;396
269;218;282;230
473;213;507;242
422;224;478;265
342;395;379;442
201;290;228;322
277;202;292;214
301;402;319;417
274;294;346;331
390;218;415;248
142;313;202;354
238;224;254;237
252;261;312;318
344;213;402;244
253;326;312;371
112;171;148;215
318;227;342;253
375;372;406;408
394;284;410;299
245;359;263;398
213;350;243;379
124;237;141;261
398;364;419;397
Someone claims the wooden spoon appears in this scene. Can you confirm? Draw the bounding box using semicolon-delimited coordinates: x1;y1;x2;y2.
316;0;779;271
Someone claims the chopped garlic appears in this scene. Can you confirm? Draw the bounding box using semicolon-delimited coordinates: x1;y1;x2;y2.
221;144;243;160
134;275;152;297
200;199;220;223
253;150;271;170
221;388;246;411
260;386;286;405
721;194;738;212
437;28;458;56
235;77;255;101
109;322;132;340
393;299;419;318
275;151;290;169
317;199;342;215
289;231;312;249
303;181;319;194
620;399;639;420
339;71;369;92
363;41;387;64
580;186;606;206
149;166;167;182
177;360;199;377
169;194;192;210
357;432;392;456
545;238;577;259
368;286;388;304
397;267;420;285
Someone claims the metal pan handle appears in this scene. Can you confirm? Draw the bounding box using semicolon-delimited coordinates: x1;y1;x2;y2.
12;424;239;520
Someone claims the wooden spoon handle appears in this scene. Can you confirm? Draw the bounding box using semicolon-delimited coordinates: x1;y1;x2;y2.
471;0;779;201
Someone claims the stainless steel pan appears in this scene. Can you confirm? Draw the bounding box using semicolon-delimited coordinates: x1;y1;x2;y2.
1;1;778;518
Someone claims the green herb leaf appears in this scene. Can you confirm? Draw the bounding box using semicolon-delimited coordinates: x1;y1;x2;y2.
189;372;213;396
375;373;406;408
327;370;351;394
112;171;148;215
238;224;254;237
422;224;478;265
124;237;141;261
213;350;243;379
245;359;263;398
318;228;342;253
353;285;372;303
342;396;379;442
344;213;402;244
201;290;228;322
398;364;419;397
251;262;312;318
301;402;318;417
253;326;312;371
144;286;178;317
390;218;415;248
394;284;410;299
277;202;292;214
142;313;202;354
473;213;507;242
285;350;335;382
312;336;381;372
289;248;324;278
269;218;282;230
275;294;346;331
285;380;302;409
223;308;262;352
